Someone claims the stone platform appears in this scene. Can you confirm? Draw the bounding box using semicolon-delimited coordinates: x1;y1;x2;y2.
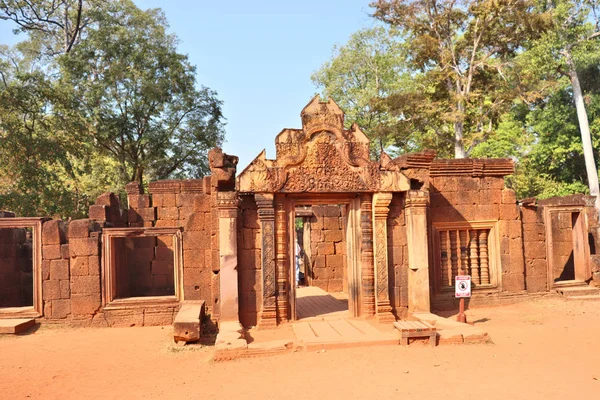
0;318;35;334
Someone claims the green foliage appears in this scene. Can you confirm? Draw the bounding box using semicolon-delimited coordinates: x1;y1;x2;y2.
311;26;411;156
59;0;225;185
0;0;225;218
371;0;551;158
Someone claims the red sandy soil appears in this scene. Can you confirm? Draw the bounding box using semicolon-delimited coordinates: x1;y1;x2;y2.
1;297;599;399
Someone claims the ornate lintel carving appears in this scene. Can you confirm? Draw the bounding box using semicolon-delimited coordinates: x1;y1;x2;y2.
238;97;419;194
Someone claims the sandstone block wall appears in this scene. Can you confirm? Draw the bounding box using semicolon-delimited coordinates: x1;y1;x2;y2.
520;205;548;293
429;175;524;310
308;205;346;293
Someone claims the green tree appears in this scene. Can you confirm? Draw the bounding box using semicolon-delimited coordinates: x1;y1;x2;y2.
59;1;225;186
371;0;550;158
311;26;413;156
521;0;600;214
0;0;225;217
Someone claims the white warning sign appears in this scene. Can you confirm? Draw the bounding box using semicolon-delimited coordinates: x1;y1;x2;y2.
455;275;471;298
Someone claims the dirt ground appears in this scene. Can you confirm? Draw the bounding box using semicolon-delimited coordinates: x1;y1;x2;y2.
1;297;599;400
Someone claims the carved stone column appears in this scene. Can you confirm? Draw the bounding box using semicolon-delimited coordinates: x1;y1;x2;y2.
405;190;431;313
255;193;277;328
360;193;376;317
372;192;394;322
274;195;289;322
217;192;240;322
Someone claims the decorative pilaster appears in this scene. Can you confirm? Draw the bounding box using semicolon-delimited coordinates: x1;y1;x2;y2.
274;196;288;322
405;190;431;313
360;193;376;317
372;192;394;322
217;192;240;322
255;193;277;328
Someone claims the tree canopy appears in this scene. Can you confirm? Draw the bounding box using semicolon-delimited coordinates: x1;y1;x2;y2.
313;0;600;204
0;0;225;217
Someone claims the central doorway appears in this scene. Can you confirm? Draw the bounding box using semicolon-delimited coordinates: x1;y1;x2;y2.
287;196;361;321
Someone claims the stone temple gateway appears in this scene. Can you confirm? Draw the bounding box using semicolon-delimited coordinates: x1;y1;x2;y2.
1;97;599;350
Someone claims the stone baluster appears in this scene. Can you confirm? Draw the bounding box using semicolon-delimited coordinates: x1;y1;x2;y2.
440;231;450;286
479;230;490;285
469;230;480;285
449;230;458;282
459;230;468;275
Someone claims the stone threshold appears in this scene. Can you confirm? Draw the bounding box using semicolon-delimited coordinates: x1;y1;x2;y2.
212;314;492;361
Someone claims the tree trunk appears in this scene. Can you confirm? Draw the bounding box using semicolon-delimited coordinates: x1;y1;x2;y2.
564;48;600;219
454;102;466;158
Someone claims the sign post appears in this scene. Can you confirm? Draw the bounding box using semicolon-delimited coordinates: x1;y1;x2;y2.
455;275;471;323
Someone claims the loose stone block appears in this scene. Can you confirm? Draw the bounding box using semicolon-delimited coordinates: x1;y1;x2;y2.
173;301;205;343
0;318;36;334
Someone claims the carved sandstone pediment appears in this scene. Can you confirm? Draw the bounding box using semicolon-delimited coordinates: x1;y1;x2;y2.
237;96;410;193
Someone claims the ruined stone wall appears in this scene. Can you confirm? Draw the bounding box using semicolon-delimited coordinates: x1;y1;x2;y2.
237;195;261;328
520;195;600;292
129;179;217;312
0;175;221;327
387;192;408;319
308;205;346;293
0;227;32;307
520;205;547;293
429;175;524;310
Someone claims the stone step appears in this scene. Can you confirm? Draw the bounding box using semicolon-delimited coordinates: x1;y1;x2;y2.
173;301;205;344
0;318;35;334
557;286;600;297
565;295;600;301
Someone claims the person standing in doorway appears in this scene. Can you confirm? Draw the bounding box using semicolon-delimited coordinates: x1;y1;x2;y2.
296;241;302;287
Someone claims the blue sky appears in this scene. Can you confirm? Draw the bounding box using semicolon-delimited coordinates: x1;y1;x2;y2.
0;0;377;170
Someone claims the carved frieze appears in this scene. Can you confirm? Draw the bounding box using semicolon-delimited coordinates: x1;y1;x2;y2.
237;97;411;194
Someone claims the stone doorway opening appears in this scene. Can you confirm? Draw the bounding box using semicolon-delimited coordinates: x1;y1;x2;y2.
288;198;361;321
546;208;591;287
0;227;33;308
0;218;43;317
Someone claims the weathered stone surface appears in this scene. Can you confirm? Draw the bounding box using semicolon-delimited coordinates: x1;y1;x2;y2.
0;318;35;334
68;219;95;238
43;244;62;260
42;220;65;245
173;301;205;343
69;238;99;257
50;259;69;280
